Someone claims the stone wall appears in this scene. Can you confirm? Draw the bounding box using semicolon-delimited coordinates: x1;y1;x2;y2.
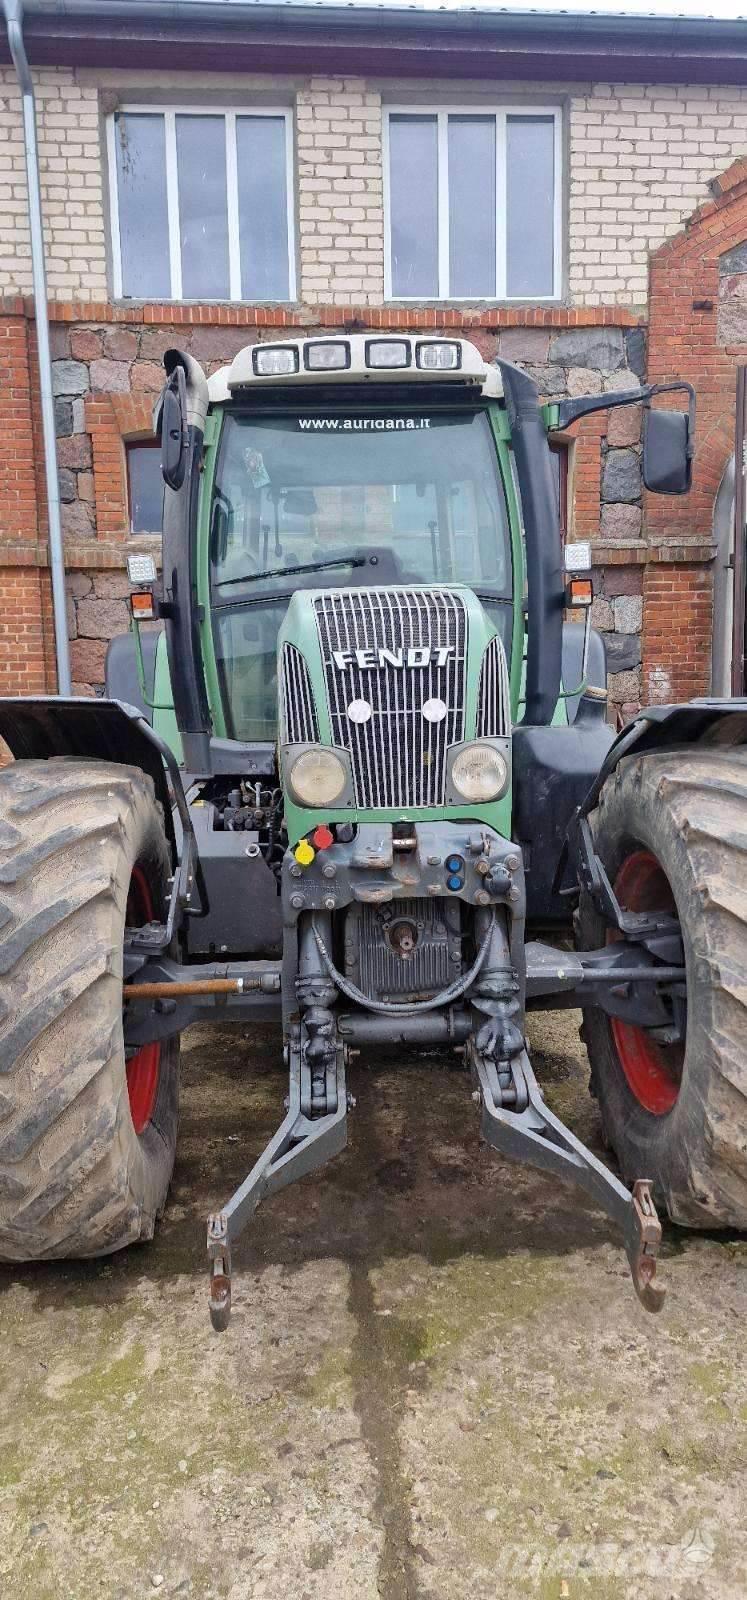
495;322;647;717
44;313;650;711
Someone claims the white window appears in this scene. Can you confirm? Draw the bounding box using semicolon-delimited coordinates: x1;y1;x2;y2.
384;107;562;302
107;107;296;302
126;441;162;534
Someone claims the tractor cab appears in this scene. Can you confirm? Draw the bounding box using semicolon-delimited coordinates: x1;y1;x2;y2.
205;340;516;748
118;333;613;944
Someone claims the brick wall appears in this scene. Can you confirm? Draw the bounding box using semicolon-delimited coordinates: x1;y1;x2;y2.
0;67;107;301
636;157;747;704
569;83;747;305
3;69;747;307
0;279;732;712
297;78;384;306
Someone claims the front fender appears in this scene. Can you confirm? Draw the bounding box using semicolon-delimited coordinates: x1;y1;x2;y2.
580;698;747;819
0;695;178;857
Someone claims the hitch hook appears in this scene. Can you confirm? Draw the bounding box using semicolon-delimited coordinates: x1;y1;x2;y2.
207;1212;232;1333
626;1179;665;1314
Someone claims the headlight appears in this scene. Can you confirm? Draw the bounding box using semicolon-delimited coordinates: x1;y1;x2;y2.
451;744;509;803
252;346;299;377
287;748;347;807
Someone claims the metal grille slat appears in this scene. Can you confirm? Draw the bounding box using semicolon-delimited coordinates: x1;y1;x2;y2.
315;588;468;809
280;643;319;745
476;635;511;739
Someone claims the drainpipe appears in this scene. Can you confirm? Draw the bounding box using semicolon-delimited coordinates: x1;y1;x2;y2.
2;0;71;694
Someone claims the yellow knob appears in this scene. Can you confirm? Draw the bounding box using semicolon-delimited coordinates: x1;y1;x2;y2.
294;840;315;867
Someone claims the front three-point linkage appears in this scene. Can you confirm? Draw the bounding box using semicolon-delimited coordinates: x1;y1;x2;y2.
470;1048;664;1311
207;915;348;1331
207;1024;348;1330
467;909;664;1312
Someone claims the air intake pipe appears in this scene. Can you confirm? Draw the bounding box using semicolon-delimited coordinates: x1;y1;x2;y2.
160;349;212;773
496;360;564;726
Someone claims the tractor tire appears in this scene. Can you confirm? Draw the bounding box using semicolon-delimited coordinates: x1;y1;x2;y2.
0;757;179;1261
577;745;747;1230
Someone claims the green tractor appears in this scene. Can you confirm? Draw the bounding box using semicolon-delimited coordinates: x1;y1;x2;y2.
1;335;746;1330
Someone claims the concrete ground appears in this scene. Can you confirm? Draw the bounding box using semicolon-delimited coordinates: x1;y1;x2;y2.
0;1010;745;1600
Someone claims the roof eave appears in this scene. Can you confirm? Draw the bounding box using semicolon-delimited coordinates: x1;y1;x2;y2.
3;4;747;85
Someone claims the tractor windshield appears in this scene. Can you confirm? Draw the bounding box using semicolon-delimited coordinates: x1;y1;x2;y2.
209;407;512;741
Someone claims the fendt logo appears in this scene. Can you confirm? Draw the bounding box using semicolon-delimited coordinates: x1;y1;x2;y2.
331;645;454;670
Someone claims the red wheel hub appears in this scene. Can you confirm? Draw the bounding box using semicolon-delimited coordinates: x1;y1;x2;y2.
125;866;161;1135
609;850;684;1116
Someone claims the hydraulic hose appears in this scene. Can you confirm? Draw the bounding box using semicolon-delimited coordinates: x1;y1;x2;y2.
312;912;495;1016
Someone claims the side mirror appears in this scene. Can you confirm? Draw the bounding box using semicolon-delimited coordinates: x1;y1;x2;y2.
642;406;693;496
159;365;187;491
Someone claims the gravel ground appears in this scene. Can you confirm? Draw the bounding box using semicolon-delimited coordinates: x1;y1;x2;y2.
0;1009;745;1600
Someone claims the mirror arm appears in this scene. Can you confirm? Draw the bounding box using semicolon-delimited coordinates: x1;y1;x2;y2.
554;380;696;441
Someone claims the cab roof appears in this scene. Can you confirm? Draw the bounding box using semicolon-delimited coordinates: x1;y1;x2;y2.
206;335;502;405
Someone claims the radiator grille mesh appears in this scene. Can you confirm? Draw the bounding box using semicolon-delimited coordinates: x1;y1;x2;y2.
280;643;319;745
476;635;511;738
314;588;467;809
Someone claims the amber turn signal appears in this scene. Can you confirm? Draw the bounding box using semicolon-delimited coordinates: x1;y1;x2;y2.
130;590;155;621
567;578;593;608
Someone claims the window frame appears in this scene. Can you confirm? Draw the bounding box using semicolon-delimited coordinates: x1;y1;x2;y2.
382;104;563;304
125;437;163;536
106;104;297;303
550;441;570;543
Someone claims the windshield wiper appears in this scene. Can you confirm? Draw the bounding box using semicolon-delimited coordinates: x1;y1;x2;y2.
217;555;367;588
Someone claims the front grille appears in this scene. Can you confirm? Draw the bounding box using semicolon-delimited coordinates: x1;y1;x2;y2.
314;588;467;809
280;643;319;745
476;636;511;738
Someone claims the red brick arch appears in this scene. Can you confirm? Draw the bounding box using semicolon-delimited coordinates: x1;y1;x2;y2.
647;159;747;541
642;159;747;702
85;392;155;540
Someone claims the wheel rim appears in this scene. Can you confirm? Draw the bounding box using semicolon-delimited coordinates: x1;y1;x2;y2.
609;849;684;1116
125;866;161;1135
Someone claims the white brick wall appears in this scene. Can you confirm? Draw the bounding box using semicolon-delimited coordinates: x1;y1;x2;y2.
569;81;747;305
0;67;107;301
297;77;384;305
2;68;747;308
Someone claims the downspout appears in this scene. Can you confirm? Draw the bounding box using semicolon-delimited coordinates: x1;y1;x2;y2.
2;0;71;694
